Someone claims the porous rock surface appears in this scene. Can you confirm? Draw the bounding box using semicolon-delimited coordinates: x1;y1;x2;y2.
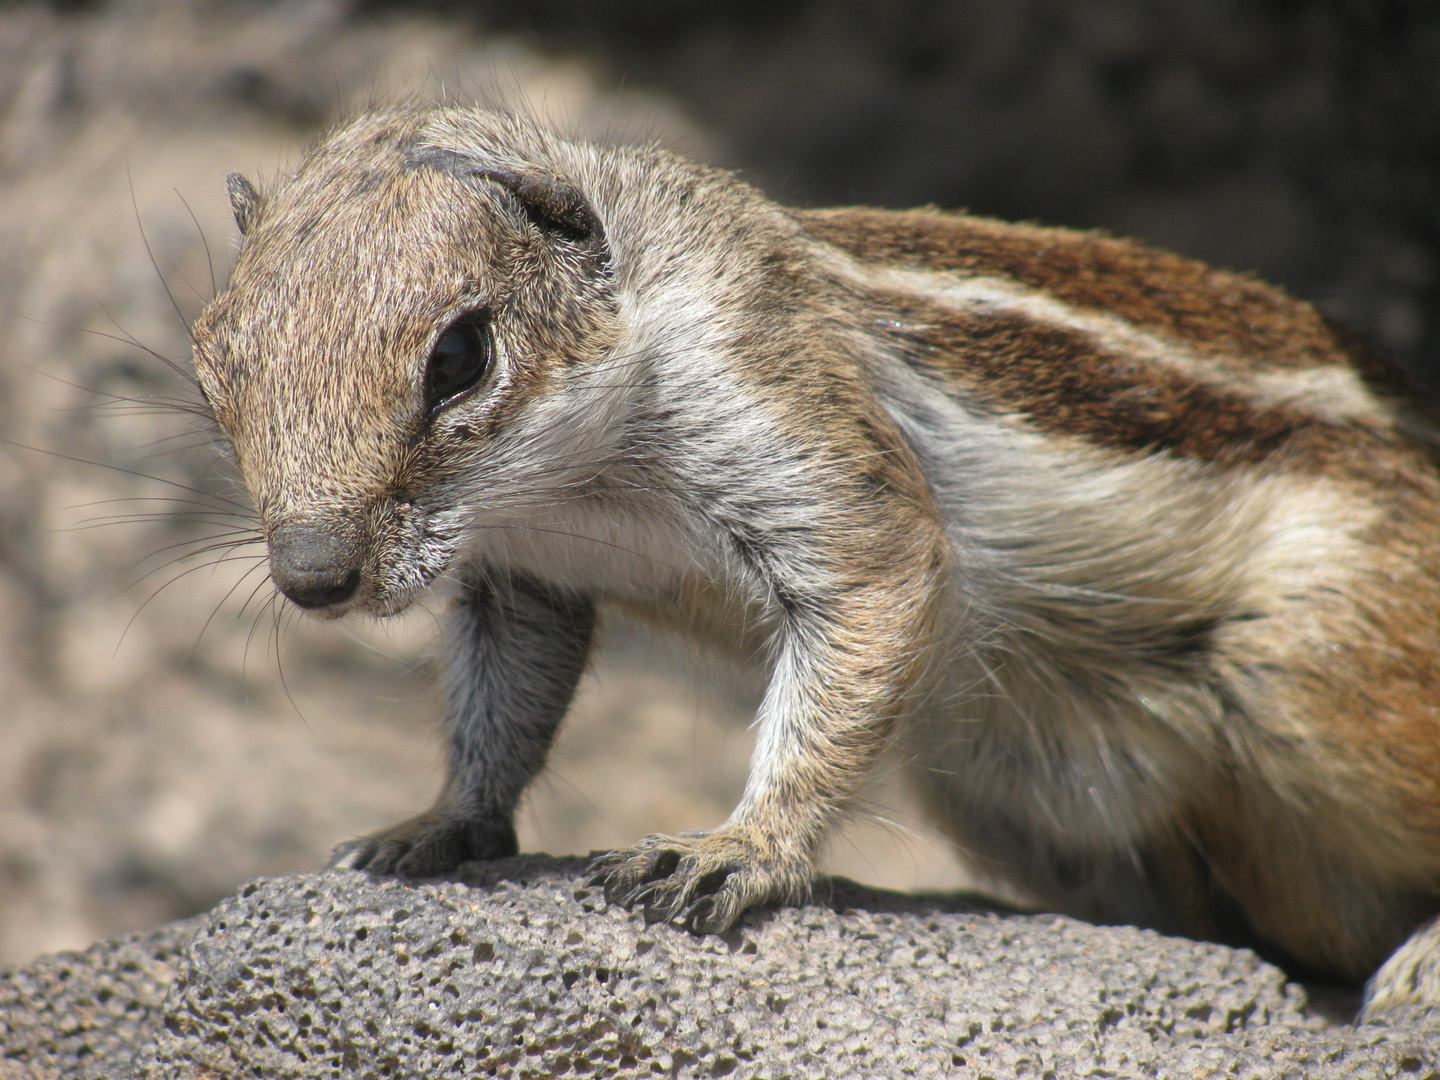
3;856;1438;1079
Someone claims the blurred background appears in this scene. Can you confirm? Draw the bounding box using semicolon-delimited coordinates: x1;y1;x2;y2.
0;0;1436;965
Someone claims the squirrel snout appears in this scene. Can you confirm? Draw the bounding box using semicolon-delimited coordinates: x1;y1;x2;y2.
267;523;364;610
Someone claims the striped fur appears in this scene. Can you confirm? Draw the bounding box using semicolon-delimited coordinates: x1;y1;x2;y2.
191;108;1440;1007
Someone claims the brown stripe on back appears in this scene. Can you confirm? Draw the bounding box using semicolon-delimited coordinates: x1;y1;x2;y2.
802;207;1357;373
872;291;1374;468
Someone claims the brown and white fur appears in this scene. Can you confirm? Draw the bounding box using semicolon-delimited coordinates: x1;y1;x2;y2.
190;106;1440;1012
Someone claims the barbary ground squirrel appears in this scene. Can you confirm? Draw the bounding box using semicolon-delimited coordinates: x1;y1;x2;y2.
189;106;1440;1012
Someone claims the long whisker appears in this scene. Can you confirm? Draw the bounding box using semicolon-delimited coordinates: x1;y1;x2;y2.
0;437;252;514
31;367;213;421
63;513;251;536
116;542;266;602
193;558;272;659
242;588;278;684
272;600;307;724
80;316;199;388
116;548;265;655
131;532;264;571
175;188;219;300
238;568;278;620
127;158;197;345
61;494;251;515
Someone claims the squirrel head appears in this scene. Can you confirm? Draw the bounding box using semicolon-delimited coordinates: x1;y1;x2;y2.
192;109;621;616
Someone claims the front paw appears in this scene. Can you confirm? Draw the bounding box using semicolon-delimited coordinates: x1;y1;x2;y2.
587;828;812;934
329;810;517;877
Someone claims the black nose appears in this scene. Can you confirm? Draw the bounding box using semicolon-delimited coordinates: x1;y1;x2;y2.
268;523;363;609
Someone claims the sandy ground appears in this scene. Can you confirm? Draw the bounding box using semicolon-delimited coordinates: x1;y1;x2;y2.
0;0;970;966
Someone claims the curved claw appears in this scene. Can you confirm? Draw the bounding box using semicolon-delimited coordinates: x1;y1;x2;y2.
329;811;517;878
584;829;812;934
681;895;715;933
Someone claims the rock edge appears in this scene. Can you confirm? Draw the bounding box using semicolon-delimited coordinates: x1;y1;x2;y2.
3;855;1438;1079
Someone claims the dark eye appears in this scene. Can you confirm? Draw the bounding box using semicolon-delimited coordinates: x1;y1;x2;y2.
425;315;493;412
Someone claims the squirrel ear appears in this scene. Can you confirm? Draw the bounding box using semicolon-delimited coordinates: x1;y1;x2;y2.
226;172;261;236
404;146;607;260
468;166;604;250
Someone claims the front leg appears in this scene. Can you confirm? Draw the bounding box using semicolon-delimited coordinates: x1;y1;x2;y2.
593;506;948;932
332;568;595;876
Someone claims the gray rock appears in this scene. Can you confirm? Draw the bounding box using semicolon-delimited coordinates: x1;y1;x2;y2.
0;918;201;1080
4;855;1438;1078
